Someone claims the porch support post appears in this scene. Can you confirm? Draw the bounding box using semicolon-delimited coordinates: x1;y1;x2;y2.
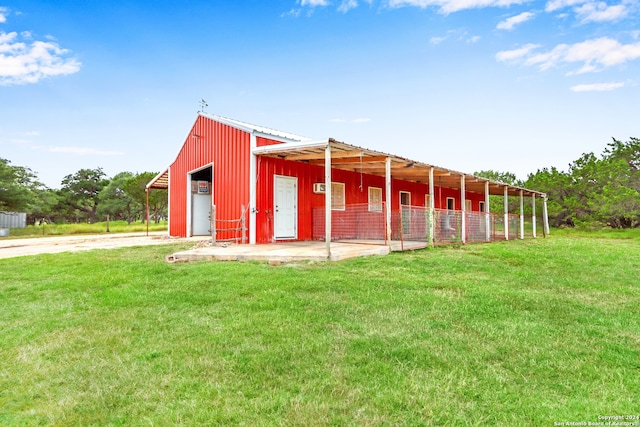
484;181;491;242
532;193;537;238
145;189;150;237
543;194;550;236
460;175;466;244
249;133;257;244
385;157;392;247
325;143;332;260
429;167;435;247
504;186;509;241
519;190;525;240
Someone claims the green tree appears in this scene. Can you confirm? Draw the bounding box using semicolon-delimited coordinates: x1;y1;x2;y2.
0;158;42;212
97;172;136;223
122;172;167;223
59;168;109;223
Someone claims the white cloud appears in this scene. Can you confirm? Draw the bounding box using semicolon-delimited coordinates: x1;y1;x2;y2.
430;36;448;44
575;1;628;22
495;43;540;61
387;0;530;14
467;35;481;43
570;81;625;91
0;7;7;23
496;37;640;73
338;0;360;12
353;117;371;123
545;0;585;12
43;146;124;156
497;11;535;30
0;31;81;85
300;0;330;5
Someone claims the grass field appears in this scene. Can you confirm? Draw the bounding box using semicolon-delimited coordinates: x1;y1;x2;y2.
7;220;168;238
0;233;638;426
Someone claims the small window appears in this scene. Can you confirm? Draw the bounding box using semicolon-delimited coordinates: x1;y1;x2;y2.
331;182;345;211
479;201;486;212
368;187;382;212
446;197;455;210
465;200;472;212
425;194;431;209
400;191;411;206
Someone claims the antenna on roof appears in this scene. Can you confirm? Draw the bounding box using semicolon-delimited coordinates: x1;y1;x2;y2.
198;99;208;113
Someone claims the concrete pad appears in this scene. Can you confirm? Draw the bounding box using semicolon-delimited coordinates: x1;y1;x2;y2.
167;241;391;263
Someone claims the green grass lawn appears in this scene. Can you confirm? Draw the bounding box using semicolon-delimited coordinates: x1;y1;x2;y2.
1;233;638;426
7;220;168;238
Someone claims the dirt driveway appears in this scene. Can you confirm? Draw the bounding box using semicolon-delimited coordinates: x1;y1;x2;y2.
0;232;209;260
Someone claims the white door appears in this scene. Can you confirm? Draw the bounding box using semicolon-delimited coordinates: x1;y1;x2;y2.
192;193;212;236
274;176;297;240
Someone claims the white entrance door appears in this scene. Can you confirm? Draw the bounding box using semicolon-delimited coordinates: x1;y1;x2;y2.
274;175;297;240
192;193;211;236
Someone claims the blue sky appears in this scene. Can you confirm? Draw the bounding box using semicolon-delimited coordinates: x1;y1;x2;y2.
1;0;638;188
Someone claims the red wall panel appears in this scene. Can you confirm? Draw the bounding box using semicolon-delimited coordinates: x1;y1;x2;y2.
168;116;251;238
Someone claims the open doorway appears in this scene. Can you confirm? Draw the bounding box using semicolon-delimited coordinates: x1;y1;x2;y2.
189;165;213;236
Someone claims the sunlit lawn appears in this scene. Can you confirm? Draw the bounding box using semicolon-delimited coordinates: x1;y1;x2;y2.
0;232;638;426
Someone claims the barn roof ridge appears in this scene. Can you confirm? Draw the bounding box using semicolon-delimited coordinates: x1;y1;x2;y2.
199;112;313;143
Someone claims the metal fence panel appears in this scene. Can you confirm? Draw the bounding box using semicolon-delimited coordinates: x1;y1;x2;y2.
0;212;26;229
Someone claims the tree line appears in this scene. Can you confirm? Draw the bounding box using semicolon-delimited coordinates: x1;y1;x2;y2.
475;137;640;228
2;137;639;228
0;161;167;225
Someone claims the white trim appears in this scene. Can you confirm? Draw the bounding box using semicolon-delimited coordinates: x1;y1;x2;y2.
368;187;383;212
331;182;346;211
446;197;455;210
273;175;298;240
385;157;392;245
186;163;214;238
399;191;411;206
252;139;329;156
249;133;257;244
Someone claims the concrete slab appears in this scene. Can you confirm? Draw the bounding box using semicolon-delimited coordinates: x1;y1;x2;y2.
167;241;392;263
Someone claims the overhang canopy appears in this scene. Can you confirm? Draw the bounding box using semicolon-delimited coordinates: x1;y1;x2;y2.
146;169;169;190
253;138;543;198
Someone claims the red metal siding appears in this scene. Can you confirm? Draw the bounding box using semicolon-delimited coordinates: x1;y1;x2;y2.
168;116;251;238
254;157;487;243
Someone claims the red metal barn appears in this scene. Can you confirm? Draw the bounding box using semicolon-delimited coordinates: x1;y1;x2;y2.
147;113;549;249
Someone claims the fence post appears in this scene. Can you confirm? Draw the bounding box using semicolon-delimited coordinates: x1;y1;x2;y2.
211;205;216;245
241;205;246;244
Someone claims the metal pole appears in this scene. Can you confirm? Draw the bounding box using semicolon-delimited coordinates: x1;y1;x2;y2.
385;157;392;247
146;189;149;236
460;175;466;244
484;181;491;242
519;190;524;239
429;167;435;247
504;186;509;241
542;194;550;236
325;143;332;260
532;194;537;238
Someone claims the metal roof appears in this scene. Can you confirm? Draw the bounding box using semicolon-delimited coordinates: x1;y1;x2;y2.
253;138;544;198
199;112;313;143
148;114;545;198
146;168;168;190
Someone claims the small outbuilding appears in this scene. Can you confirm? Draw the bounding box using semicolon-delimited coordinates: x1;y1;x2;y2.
147;113;548;254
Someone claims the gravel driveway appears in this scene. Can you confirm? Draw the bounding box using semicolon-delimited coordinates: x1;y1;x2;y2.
0;232;209;259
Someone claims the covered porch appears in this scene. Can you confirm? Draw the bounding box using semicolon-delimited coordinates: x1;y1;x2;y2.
253;138;550;259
